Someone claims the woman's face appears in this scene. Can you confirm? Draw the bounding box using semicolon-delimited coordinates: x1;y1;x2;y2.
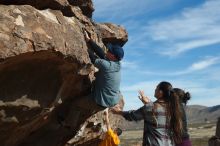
154;86;163;99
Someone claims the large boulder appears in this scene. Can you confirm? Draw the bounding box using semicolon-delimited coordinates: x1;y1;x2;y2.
0;1;128;146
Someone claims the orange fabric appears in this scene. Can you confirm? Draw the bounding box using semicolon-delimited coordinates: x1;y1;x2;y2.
99;128;120;146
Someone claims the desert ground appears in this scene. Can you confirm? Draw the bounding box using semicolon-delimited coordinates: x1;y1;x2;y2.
120;122;216;146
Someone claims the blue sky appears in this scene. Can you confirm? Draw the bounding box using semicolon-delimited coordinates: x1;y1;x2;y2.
93;0;220;110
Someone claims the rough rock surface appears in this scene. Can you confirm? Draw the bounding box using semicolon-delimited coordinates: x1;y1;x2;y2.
0;1;128;146
209;117;220;146
0;0;94;17
68;0;94;18
95;23;128;46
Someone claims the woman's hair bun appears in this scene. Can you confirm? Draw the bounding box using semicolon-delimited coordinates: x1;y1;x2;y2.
184;92;191;103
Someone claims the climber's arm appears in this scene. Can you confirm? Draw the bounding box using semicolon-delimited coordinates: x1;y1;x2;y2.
88;49;97;63
112;102;154;122
123;102;154;122
88;40;106;59
122;107;145;121
84;30;105;60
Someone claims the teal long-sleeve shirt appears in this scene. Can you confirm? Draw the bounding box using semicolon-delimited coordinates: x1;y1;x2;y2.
92;58;121;107
88;40;121;107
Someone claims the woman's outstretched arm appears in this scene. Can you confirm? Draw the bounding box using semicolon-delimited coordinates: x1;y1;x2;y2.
112;102;154;122
84;31;105;60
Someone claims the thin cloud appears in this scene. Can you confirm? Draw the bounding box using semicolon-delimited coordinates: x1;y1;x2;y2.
208;69;220;81
122;60;138;70
188;87;220;106
93;0;145;21
122;81;157;92
93;0;176;21
161;39;220;56
139;56;220;76
189;57;220;71
146;0;220;56
172;56;220;75
122;79;220;110
121;80;203;92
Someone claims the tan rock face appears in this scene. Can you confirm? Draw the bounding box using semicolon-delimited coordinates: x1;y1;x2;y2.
68;0;94;18
0;1;127;146
0;5;89;63
0;0;94;18
0;0;71;16
96;23;128;46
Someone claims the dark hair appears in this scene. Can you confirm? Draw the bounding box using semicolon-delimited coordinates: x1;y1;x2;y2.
157;81;183;144
114;128;122;136
173;88;191;105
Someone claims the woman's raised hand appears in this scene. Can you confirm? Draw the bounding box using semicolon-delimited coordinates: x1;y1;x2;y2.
138;90;151;104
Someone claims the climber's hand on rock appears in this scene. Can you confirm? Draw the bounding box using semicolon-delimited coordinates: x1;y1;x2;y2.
138;90;151;104
84;30;90;42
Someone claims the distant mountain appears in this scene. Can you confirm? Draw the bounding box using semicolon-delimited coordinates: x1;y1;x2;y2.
120;104;220;130
186;104;220;123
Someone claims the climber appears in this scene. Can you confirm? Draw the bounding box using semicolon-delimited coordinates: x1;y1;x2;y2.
84;31;124;108
99;108;121;146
